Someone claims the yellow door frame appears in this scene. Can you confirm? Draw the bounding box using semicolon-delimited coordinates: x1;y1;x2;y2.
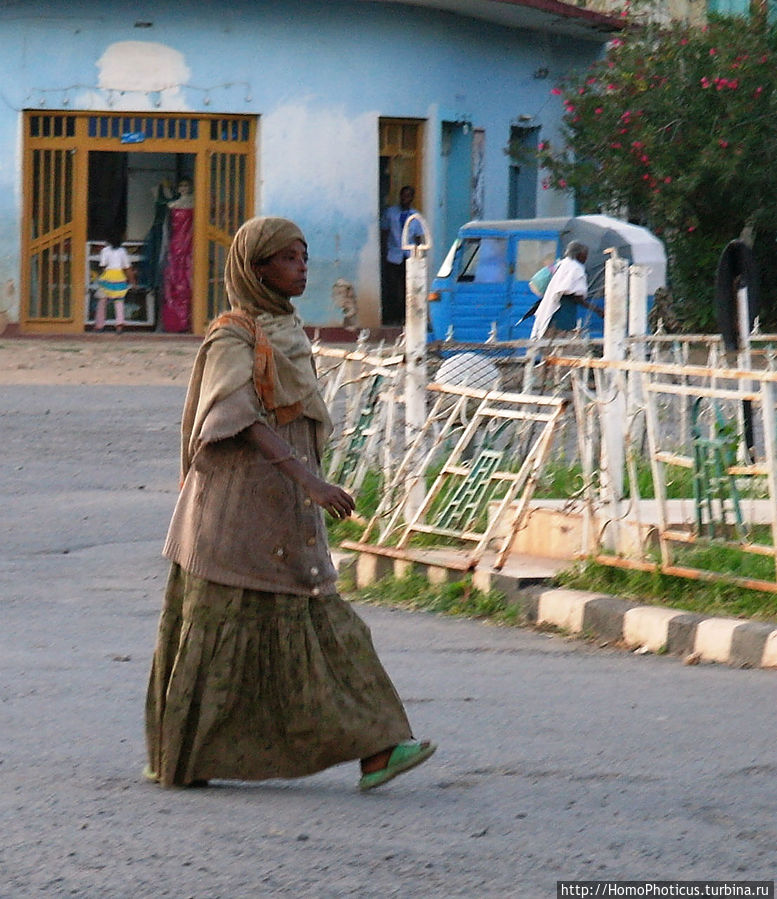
20;110;256;335
379;117;425;211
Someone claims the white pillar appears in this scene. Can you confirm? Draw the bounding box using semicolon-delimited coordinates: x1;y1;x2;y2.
601;249;629;549
627;264;649;421
402;213;431;518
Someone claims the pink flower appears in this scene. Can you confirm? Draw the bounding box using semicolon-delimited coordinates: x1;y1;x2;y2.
709;47;717;56
754;86;764;97
640;154;649;163
664;176;672;183
541;178;550;190
551;87;563;95
701;77;711;89
558;178;568;189
688;225;697;232
610;142;623;149
680;38;688;45
719;139;729;148
538;141;548;151
595;107;603;114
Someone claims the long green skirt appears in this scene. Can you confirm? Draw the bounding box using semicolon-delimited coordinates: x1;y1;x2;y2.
145;565;412;787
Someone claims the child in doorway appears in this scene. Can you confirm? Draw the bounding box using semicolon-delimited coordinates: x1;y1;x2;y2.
95;234;135;333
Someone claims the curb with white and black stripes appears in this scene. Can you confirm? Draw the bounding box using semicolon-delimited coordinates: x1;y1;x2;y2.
475;572;777;669
337;551;777;669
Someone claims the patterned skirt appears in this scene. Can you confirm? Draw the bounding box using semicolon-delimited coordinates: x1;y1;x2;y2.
145;564;412;787
97;268;129;299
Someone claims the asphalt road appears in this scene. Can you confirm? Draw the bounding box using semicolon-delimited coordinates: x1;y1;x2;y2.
1;384;775;898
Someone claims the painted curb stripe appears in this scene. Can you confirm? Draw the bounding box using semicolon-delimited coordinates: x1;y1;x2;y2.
693;618;743;664
665;613;705;656
623;607;684;652
760;630;777;667
582;596;639;643
729;623;777;668
536;589;592;633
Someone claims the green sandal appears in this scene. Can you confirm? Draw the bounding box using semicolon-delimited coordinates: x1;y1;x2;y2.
359;740;437;791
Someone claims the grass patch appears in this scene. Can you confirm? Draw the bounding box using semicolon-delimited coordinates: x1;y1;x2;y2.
557;557;777;622
349;571;519;625
533;458;699;500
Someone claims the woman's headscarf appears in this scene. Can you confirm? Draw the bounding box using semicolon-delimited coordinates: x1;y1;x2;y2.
224;216;306;317
179;217;332;477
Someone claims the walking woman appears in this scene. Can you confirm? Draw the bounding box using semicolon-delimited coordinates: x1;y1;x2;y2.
144;216;436;790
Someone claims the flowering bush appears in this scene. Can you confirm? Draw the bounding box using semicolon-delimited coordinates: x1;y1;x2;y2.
537;15;777;331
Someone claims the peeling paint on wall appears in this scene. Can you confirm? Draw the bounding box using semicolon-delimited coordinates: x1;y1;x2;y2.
80;41;192;110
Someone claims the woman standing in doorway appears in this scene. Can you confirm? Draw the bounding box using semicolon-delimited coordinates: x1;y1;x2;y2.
144;216;436;790
161;176;194;332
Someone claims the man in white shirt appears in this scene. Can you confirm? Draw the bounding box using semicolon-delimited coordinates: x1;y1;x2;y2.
530;240;601;339
380;186;423;325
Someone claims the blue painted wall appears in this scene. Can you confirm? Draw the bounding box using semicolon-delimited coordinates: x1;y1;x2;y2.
0;0;609;328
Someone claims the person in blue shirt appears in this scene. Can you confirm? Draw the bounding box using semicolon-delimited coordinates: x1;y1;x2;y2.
380;185;423;325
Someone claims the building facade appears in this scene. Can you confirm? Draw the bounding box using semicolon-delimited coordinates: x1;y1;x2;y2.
0;0;620;334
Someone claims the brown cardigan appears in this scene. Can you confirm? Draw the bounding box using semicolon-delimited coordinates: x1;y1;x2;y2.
163;382;337;596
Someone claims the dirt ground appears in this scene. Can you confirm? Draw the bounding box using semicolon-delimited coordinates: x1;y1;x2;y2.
0;334;200;385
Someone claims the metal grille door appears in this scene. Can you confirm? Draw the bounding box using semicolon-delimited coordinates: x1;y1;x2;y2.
202;117;255;328
20;111;255;334
23;113;82;329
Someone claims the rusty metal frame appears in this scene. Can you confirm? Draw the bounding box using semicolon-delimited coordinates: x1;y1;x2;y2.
351;381;567;570
550;354;777;592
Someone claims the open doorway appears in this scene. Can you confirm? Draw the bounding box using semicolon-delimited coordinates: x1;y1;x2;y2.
86;150;196;332
21;111;256;335
378;118;424;326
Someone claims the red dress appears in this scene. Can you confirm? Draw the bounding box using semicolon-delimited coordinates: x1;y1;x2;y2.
162;206;194;332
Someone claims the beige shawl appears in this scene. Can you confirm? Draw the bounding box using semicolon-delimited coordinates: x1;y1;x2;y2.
179;217;332;478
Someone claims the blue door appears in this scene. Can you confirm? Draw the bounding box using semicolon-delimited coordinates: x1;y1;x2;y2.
447;234;512;342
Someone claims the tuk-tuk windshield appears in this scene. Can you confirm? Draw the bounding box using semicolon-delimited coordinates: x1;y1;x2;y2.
436;239;460;278
457;237;508;283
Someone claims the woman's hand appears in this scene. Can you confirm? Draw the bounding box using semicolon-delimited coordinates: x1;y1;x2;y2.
303;476;356;519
